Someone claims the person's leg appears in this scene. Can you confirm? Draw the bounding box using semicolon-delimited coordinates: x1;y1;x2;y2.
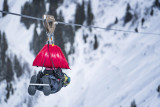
42;76;51;96
49;75;63;93
28;75;37;96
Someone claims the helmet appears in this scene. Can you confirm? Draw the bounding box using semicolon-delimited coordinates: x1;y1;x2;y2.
67;77;71;83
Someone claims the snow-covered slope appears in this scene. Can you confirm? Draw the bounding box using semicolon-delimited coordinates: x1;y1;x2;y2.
1;0;160;107
0;0;37;107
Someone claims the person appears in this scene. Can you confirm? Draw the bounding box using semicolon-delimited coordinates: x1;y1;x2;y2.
28;67;70;96
43;67;71;87
42;67;71;95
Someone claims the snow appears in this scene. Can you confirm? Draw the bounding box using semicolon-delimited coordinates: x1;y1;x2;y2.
0;0;37;107
57;2;76;23
1;0;160;107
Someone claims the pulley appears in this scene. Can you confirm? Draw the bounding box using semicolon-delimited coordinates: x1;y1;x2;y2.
43;15;57;44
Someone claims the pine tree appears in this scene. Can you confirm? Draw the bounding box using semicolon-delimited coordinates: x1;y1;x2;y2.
0;31;2;80
0;31;1;53
32;0;46;18
150;8;154;16
48;0;58;18
81;0;85;22
135;27;138;32
124;3;132;24
125;12;132;23
21;0;46;29
93;35;98;50
14;55;23;78
155;0;160;7
0;33;13;82
5;83;10;101
54;11;68;61
114;17;118;24
1;32;8;67
30;26;39;55
2;0;9;17
126;3;131;11
0;32;7;81
20;2;33;29
38;29;47;53
87;0;94;26
83;34;88;43
141;18;145;26
0;31;1;49
131;100;137;107
75;0;85;30
64;25;75;55
157;84;160;93
6;57;13;82
5;83;13;102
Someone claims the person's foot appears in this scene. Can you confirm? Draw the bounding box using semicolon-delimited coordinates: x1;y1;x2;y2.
28;75;37;96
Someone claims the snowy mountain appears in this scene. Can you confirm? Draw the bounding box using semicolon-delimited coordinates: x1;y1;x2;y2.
0;0;160;107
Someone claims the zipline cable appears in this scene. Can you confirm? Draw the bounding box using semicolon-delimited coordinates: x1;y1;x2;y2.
0;10;160;35
0;10;43;21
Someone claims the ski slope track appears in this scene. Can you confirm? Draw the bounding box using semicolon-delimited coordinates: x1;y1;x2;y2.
1;0;160;107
